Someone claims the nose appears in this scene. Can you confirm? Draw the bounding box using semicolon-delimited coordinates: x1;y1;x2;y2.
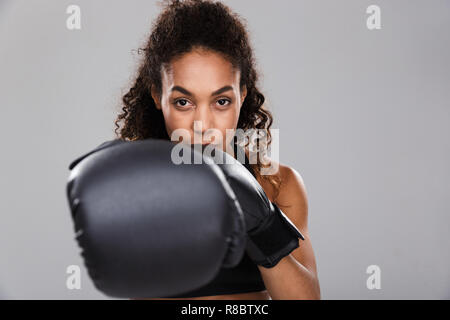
192;105;213;143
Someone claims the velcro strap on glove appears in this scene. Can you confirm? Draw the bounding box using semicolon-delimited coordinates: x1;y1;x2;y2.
247;203;305;268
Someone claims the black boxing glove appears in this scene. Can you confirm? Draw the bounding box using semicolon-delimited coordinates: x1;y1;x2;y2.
202;144;305;268
66;138;246;298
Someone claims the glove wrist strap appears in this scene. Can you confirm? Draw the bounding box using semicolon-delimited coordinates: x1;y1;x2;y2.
247;203;305;268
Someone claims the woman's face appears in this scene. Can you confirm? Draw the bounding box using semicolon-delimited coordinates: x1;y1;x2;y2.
151;47;247;149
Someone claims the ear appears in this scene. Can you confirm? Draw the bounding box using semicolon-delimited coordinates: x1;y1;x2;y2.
241;85;247;102
151;85;161;110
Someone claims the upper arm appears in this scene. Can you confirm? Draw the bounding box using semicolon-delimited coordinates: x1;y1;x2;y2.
274;165;319;277
276;165;309;229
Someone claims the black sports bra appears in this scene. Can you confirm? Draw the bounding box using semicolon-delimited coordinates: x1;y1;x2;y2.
163;146;266;298
163;253;266;298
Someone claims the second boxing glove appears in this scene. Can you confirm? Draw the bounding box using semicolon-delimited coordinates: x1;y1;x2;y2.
202;144;305;268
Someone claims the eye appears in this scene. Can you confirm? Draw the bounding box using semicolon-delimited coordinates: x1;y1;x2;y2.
216;98;231;108
173;99;192;108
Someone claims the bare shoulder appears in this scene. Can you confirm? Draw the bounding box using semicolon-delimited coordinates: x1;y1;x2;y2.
278;163;308;207
258;162;309;228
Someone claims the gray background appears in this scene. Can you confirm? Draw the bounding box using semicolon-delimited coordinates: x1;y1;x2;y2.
0;0;449;299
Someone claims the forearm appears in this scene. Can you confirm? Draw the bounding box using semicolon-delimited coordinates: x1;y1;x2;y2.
258;254;321;300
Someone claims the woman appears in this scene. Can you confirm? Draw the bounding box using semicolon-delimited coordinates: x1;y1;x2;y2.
115;0;321;300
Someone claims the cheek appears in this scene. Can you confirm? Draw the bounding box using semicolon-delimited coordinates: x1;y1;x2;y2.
213;108;241;144
215;106;240;127
161;105;193;136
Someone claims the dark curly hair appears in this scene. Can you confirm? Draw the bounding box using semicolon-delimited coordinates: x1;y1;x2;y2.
114;0;282;199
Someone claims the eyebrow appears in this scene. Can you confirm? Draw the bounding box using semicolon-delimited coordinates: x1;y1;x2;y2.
171;85;233;97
